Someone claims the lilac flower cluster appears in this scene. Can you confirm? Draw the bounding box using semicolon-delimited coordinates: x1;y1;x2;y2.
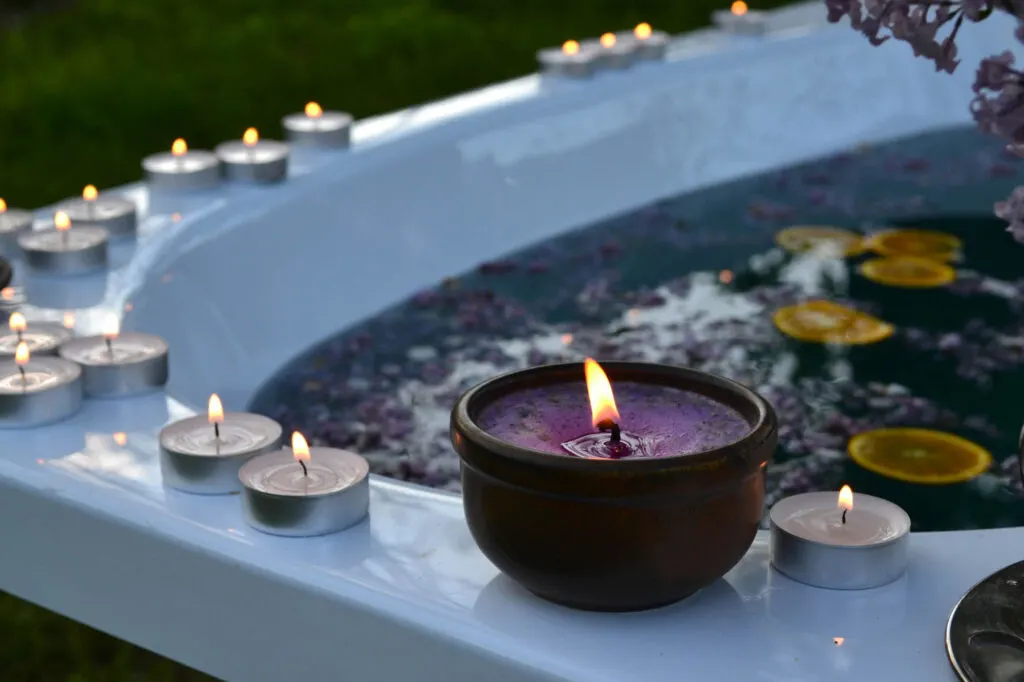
826;0;1024;240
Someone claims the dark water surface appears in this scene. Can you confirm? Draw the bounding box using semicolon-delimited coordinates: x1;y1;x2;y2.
252;126;1024;532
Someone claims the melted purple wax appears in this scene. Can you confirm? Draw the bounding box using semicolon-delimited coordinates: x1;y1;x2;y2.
475;381;751;458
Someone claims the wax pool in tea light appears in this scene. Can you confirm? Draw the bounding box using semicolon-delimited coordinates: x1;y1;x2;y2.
0;313;73;359
58;314;168;398
239;432;369;537
0;198;32;253
282;102;353;149
143;138;222;191
770;485;911;590
59;185;137;239
19;211;109;275
477;358;750;459
160;393;283;494
0;341;83;428
216;127;289;183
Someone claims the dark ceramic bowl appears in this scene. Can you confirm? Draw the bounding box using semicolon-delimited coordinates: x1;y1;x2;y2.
451;362;777;612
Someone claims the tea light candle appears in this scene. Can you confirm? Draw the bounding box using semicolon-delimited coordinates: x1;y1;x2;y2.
216;127;289;183
770;486;911;590
622;23;671;61
0;198;32;253
239;431;369;537
143;138;222;191
18;211;109;274
0;342;83;428
0;313;73;359
712;1;769;35
537;40;601;78
57;315;168;397
160;393;284;494
585;32;636;69
282;102;353;148
59;185;137;239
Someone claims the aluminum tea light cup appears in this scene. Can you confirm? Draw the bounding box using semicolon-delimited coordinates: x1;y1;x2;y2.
0;314;73;359
143;138;222;191
19;211;108;275
769;486;911;590
282;102;353;149
239;432;370;537
0;342;82;428
0;199;32;254
59;185;137;239
216;127;289;184
58;316;168;398
160;394;284;494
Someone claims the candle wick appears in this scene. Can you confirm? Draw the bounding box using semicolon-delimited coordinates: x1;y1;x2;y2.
61;230;69;249
299;459;308;477
17;366;25;391
16;331;21;342
105;337;114;356
213;422;220;441
841;508;848;525
175;154;185;171
597;419;621;444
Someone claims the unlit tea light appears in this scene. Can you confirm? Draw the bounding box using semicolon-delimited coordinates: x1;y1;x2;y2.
19;211;109;274
240;431;369;537
216;127;289;183
160;393;284;494
770;485;911;590
0;313;73;359
712;1;769;35
0;342;83;428
58;315;168;398
282;102;353;148
59;185;137;239
0;199;32;253
143;138;222;191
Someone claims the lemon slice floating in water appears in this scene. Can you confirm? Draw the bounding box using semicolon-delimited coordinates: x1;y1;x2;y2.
772;300;894;345
864;229;962;261
848;428;992;484
858;256;956;288
775;226;865;258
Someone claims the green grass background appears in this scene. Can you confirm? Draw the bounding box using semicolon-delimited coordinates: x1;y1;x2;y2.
0;0;792;679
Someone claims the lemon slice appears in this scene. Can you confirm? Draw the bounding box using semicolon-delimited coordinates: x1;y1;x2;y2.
858;256;956;288
773;300;894;345
864;229;962;261
848;428;992;484
775;226;865;258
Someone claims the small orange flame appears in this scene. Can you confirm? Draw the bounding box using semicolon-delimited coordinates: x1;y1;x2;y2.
731;0;749;16
584;358;620;429
113;432;128;446
1;288;14;301
83;185;98;201
62;311;75;329
833;637;845;647
838;485;854;512
54;211;71;232
8;312;26;333
208;393;225;424
242;127;259;147
304;102;323;118
719;269;734;284
101;314;119;341
562;40;580;56
600;33;616;48
560;333;573;345
171;138;188;156
14;341;29;366
0;198;6;213
291;431;311;462
634;22;653;39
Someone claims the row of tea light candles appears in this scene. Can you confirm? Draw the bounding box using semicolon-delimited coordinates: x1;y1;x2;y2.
0;314;368;537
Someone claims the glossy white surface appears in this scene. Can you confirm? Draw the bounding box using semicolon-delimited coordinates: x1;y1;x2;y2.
1;4;1021;681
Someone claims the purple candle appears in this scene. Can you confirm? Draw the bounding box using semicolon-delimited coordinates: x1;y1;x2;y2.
476;358;750;459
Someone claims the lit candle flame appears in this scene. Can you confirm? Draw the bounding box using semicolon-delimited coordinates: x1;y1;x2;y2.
304;102;323;119
242;127;259;147
562;40;580;56
584;357;620;429
634;22;652;39
14;341;29;366
82;185;98;202
838;485;854;512
208;393;225;424
172;138;188;156
0;198;6;213
113;432;128;446
600;33;616;48
731;0;749;16
291;431;312;462
1;287;14;301
102;314;120;341
54;211;71;232
8;312;26;334
62;311;75;329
